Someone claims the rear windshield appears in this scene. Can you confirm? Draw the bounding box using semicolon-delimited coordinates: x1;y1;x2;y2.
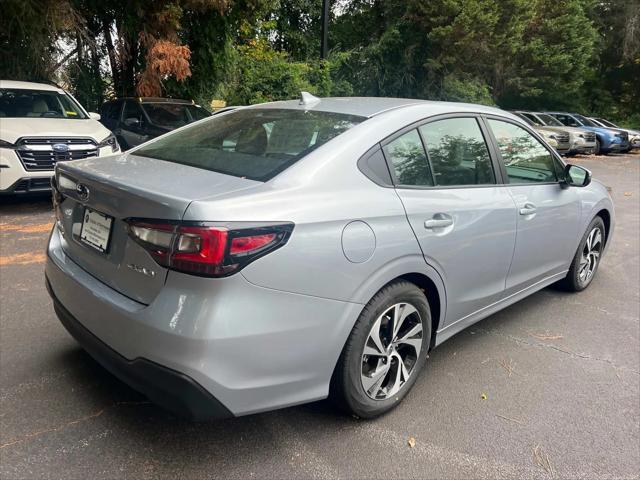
142;103;210;128
0;88;87;119
134;108;365;181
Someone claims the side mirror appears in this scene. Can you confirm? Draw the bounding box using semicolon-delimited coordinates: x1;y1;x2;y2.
88;112;101;121
123;117;141;128
564;164;591;187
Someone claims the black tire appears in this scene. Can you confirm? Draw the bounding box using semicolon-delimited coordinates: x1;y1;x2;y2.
331;281;431;419
595;139;601;155
557;216;606;292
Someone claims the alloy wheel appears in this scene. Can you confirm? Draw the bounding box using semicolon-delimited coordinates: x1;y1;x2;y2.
360;303;423;400
578;227;603;285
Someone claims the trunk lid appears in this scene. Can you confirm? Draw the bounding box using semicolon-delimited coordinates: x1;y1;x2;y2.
54;154;260;304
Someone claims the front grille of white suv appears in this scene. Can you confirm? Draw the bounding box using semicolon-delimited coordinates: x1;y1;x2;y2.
16;138;98;171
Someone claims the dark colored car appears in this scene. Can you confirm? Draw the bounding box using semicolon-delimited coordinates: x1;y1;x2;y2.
100;98;210;150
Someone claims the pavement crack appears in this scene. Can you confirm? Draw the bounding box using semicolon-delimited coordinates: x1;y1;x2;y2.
473;327;640;376
0;401;150;450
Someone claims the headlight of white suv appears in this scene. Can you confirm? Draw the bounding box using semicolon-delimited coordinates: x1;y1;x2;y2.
0;139;16;149
97;134;120;153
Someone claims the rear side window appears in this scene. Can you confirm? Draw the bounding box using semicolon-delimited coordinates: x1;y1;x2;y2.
384;129;433;186
487;119;558;184
419;118;495;186
134;109;364;181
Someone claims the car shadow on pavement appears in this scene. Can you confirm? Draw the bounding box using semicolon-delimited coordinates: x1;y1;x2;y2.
54;286;566;433
0;193;52;215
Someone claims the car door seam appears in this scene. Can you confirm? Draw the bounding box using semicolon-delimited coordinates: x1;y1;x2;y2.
391;186;448;320
503;187;521;291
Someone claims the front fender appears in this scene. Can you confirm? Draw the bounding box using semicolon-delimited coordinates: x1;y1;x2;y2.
576;181;615;256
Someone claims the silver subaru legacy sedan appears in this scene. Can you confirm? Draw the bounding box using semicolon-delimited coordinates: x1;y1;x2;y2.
46;94;614;420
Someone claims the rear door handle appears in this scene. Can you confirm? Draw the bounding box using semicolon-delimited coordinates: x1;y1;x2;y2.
424;215;454;229
519;203;537;216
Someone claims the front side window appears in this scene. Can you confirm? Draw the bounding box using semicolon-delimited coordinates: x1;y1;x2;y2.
384;129;433;186
135;108;364;181
488;119;558;184
420;118;495;186
0;88;87;119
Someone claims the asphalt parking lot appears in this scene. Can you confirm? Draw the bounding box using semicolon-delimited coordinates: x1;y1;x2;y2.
1;153;638;479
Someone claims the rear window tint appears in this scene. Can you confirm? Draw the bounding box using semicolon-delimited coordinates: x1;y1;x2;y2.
134;108;365;181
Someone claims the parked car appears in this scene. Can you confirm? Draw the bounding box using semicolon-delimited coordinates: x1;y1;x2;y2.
100;97;210;150
0;80;119;195
511;111;571;154
546;112;629;154
589;117;639;152
47;94;614;420
514;111;596;155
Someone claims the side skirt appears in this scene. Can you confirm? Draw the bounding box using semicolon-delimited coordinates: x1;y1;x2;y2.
433;271;567;347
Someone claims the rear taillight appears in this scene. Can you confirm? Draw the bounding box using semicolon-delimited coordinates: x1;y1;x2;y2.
126;220;293;277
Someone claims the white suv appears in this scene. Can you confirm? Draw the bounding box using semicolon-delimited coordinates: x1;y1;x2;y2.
0;80;119;194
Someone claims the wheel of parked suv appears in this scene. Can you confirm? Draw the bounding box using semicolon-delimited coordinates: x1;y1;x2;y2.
331;281;431;418
558;216;606;292
594;139;601;155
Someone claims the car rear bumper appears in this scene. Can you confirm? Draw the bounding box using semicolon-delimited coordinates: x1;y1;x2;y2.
47;278;233;420
45;226;361;417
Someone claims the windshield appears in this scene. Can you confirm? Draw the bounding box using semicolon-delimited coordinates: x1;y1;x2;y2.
142;103;210;128
574;114;596;127
536;113;564;127
517;113;541;126
596;118;617;128
135;108;365;181
0;88;87;119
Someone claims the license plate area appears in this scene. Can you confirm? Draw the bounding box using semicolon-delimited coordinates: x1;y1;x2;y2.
80;208;113;253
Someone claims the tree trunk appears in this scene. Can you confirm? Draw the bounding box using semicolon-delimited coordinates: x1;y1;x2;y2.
103;20;120;93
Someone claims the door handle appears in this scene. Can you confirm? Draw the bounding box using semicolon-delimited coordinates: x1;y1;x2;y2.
425;215;454;229
519;203;537;216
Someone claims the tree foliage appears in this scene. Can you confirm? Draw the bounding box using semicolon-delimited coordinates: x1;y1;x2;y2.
1;0;638;125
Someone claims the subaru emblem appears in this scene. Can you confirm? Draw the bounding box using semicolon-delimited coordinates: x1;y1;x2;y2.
52;143;69;153
76;183;90;201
